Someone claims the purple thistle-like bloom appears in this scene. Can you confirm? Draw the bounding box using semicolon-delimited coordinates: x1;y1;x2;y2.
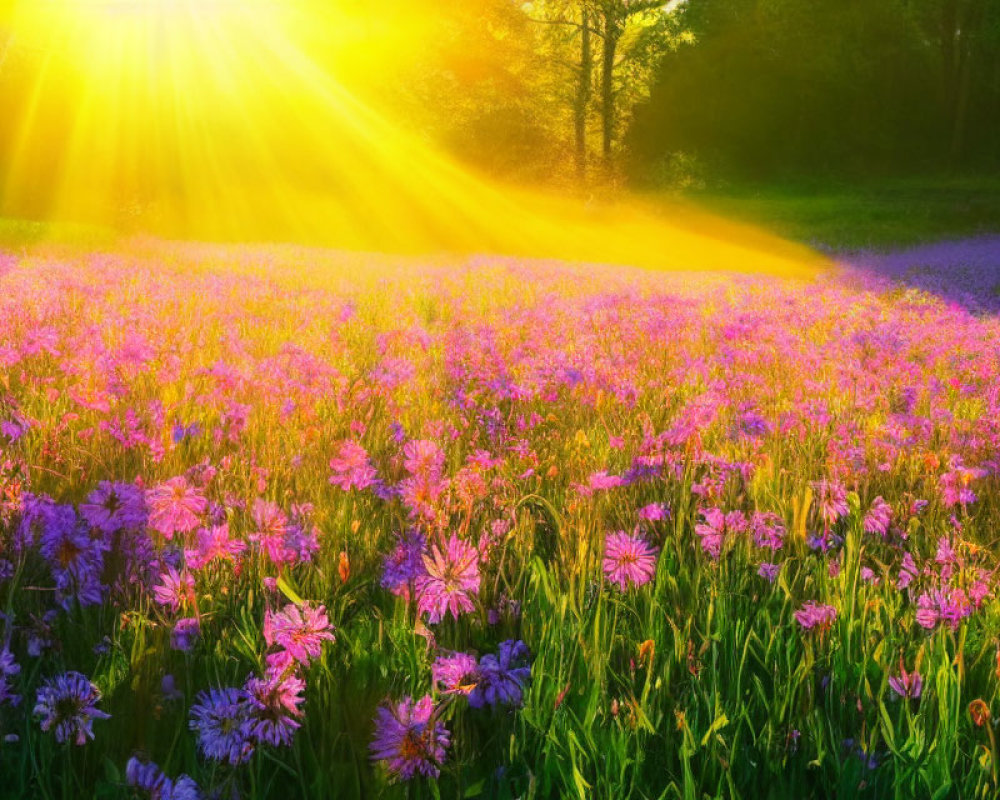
329;439;378;491
369;695;450;780
263;603;335;665
415;536;481;623
758;562;780;582
34;671;110;745
794;603;838;631
431;652;479;696
146;477;207;539
170;617;200;652
80;481;147;534
863;496;892;537
188;687;255;765
468;640;531;709
602;531;658;591
244;672;305;747
126;757;201;800
382;530;426;596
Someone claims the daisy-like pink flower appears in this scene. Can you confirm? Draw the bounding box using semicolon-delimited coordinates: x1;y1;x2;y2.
415;536;481;623
694;509;746;559
402;439;445;477
146;477;207;539
329;439;377;491
794;602;837;631
152;567;195;613
263;603;335;665
602;531;658;591
369;695;450;780
431;652;479;696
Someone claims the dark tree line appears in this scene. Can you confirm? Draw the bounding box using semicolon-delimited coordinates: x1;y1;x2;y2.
628;0;1000;181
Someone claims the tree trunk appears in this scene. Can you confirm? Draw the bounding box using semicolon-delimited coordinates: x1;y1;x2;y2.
574;7;592;183
601;10;618;171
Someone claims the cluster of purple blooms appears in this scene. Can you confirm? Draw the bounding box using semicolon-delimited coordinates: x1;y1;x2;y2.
370;640;531;782
187;602;333;764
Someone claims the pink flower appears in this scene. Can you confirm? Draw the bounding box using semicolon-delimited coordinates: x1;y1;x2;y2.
146;477;207;539
263;603;335;666
152;567;195;613
794;602;837;631
415;536;480;623
329;440;377;492
602;531;658;591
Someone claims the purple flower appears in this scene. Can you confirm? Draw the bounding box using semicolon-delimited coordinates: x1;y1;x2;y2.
468;640;531;709
694;508;746;559
126;757;200;800
381;530;426;596
80;481;147;533
758;562;780;582
0;647;20;707
415;536;481;623
244;672;305;747
431;652;479;696
603;531;658;590
34;671;110;745
369;695;450;780
171;617;200;652
188;687;254;765
263;603;335;665
794;603;837;632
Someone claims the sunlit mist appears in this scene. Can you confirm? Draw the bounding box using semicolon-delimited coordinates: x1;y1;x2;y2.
0;0;825;275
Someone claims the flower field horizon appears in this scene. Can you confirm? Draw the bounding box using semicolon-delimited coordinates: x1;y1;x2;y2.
2;238;1000;799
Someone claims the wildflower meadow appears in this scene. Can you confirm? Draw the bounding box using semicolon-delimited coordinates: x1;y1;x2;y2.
1;241;999;799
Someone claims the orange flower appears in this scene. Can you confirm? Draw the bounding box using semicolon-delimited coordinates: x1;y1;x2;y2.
638;639;655;666
338;550;350;583
970;699;991;727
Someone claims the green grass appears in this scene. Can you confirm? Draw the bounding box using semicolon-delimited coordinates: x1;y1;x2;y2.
680;176;1000;251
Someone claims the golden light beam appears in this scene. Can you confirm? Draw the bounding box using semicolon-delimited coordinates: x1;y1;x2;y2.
0;0;827;276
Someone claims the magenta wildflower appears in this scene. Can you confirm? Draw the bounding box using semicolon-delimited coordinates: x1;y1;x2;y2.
602;531;658;590
888;661;922;700
750;511;785;551
263;603;335;665
369;695;450;780
146;477;207;539
794;603;837;631
694;508;747;559
34;671;110;745
813;480;849;526
186;522;245;569
329;439;377;491
244;672;305;747
152;567;195;613
431;652;479;696
637;503;670;522
415;536;481;623
402;439;446;477
862;496;892;537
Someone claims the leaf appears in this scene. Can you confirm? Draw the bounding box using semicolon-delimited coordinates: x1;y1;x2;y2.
700;712;730;747
276;574;305;607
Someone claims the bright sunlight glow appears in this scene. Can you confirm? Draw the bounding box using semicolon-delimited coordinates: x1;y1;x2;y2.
0;0;825;275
